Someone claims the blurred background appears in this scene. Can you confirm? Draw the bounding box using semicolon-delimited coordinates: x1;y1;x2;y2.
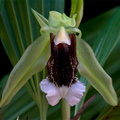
0;0;120;79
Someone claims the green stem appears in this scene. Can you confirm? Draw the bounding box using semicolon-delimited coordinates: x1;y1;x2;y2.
30;77;38;96
35;73;42;119
38;70;48;120
25;82;37;102
40;93;48;120
61;99;70;120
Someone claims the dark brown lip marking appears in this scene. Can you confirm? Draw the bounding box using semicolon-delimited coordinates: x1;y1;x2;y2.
47;33;79;87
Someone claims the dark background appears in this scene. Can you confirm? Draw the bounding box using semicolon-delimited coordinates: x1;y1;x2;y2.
0;0;120;79
65;0;120;22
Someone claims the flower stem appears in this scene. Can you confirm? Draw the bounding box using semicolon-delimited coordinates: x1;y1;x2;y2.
61;99;70;120
38;70;48;120
40;93;48;120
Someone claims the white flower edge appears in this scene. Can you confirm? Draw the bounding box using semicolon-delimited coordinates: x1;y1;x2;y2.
16;116;19;120
40;78;86;106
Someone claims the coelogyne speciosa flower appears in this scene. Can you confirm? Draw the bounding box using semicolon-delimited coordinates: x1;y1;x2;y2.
0;9;117;107
33;10;117;106
31;10;117;106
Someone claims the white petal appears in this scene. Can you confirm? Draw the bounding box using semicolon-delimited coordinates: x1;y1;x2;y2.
40;78;61;106
40;78;86;106
65;80;86;106
46;92;61;106
40;78;55;94
58;85;69;98
16;116;19;120
54;26;71;45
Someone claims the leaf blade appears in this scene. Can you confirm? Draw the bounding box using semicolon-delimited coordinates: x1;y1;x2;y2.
0;34;50;107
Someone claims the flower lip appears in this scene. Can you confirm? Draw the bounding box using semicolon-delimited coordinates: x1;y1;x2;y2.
48;33;78;87
40;78;86;106
54;26;71;45
39;32;86;106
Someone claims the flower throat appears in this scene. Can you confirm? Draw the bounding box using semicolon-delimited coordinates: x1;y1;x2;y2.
47;33;79;87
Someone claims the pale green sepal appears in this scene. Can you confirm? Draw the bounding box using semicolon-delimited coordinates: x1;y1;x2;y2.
48;11;76;28
77;37;118;106
70;0;83;28
31;9;49;28
0;33;50;107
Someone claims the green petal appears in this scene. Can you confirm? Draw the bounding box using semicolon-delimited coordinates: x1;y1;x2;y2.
48;11;76;28
0;33;50;107
77;37;118;106
31;9;49;28
70;0;83;28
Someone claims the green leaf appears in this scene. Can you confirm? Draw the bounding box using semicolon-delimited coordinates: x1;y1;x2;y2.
0;0;4;12
0;34;50;107
80;7;117;43
0;74;39;120
77;38;118;106
94;41;120;120
43;0;64;18
96;92;120;120
0;13;20;65
93;7;120;65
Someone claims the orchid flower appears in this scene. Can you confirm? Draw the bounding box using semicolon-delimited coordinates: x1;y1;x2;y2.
0;9;118;107
33;10;117;106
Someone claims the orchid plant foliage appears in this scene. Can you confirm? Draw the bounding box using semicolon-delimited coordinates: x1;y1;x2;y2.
0;0;118;119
